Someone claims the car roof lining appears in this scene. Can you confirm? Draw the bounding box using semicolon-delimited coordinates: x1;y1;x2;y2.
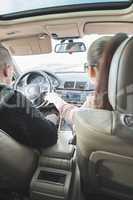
0;4;132;42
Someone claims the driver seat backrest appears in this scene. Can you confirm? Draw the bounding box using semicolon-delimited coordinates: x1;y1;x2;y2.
75;37;133;199
0;128;38;192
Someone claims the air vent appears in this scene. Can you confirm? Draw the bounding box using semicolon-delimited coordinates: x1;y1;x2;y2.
64;81;74;89
75;81;86;90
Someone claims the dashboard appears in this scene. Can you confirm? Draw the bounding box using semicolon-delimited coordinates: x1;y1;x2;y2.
18;71;94;106
55;72;94;105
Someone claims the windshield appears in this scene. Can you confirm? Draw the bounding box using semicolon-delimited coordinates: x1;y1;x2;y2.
14;35;102;73
1;0;129;15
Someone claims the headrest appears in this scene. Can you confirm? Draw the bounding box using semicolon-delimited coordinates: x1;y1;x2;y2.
108;37;133;113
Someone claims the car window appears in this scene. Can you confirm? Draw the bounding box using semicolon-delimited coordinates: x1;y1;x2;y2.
0;0;129;15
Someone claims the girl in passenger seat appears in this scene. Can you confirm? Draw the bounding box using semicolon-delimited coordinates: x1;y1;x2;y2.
46;33;128;126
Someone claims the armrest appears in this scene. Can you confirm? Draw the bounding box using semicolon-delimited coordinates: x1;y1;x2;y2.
41;140;75;160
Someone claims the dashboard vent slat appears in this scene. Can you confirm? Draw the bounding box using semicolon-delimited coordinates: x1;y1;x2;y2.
64;81;75;89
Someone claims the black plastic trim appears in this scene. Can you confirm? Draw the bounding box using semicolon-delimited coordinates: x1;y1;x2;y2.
56;88;94;92
0;1;132;21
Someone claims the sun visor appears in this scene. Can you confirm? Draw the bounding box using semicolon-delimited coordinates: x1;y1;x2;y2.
2;35;52;56
46;23;80;38
84;22;133;35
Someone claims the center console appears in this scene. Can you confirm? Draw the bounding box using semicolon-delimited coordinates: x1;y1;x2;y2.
30;123;81;200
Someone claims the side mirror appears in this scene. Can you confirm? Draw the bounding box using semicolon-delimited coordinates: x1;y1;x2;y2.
55;42;86;53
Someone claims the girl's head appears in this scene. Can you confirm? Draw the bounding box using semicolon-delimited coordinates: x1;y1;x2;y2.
87;33;128;110
87;36;111;84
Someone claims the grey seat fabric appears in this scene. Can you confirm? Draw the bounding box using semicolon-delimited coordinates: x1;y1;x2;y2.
75;37;133;198
0;129;38;191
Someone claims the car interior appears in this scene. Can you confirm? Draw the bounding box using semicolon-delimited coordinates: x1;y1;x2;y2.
0;0;133;200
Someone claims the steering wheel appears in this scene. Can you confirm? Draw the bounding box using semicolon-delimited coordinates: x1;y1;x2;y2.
14;70;55;108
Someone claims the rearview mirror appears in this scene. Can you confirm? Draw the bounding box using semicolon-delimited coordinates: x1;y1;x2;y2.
55;42;86;53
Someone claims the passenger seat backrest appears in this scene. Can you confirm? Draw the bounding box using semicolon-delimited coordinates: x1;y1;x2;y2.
75;37;133;199
109;37;133;113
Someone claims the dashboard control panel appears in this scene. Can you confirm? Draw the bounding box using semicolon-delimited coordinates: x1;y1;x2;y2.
57;89;91;104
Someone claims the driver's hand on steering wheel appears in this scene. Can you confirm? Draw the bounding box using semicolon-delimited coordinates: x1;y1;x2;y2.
45;92;67;113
